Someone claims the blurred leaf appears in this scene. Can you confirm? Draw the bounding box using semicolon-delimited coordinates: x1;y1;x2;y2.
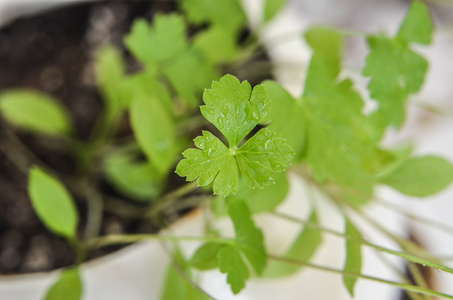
28;166;78;240
161;246;209;300
264;0;287;22
379;156;453;197
343;218;362;297
104;152;162;201
263;211;322;277
95;45;125;121
397;1;433;45
0;89;72;136
181;0;246;30
45;268;82;300
261;80;305;162
303;27;377;204
190;242;224;270
130;91;177;176
163;49;219;107
124;15;187;66
193;25;239;64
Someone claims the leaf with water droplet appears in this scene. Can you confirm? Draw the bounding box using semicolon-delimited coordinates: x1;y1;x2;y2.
201;74;270;147
176;75;295;196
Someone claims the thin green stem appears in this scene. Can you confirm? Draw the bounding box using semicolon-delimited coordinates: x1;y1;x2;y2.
271;211;453;274
87;233;232;250
268;254;453;299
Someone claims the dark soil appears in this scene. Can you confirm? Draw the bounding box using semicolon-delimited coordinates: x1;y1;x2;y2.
0;0;180;275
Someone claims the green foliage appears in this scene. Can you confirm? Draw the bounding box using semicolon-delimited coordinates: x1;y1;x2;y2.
0;89;73;136
45;268;83;300
397;1;433;45
363;1;432;128
124;15;187;66
130;91;177;176
95;45;126;121
161;247;209;300
28;166;79;241
261;80;305;162
264;211;322;278
264;0;287;22
379;156;453;197
103;152;162;201
191;199;266;294
176;74;294;196
302;27;378;204
181;0;246;30
343;218;362;296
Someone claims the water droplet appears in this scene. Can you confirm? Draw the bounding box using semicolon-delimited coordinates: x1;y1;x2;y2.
208;148;212;155
217;117;224;129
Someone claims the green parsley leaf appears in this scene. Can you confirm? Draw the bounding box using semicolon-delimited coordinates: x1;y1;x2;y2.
397;1;433;45
181;0;246;30
95;45;125;122
0;89;73;136
45;268;83;300
218;245;249;294
193;25;239;64
28;167;79;241
343;218;362;297
190;242;224;270
176;75;294;196
103;152;162;201
124;14;187;67
261;80;305;162
379;156;453;197
363;1;432;128
219;199;267;294
263;211;322;278
130;91;177;176
302;28;378;203
162;49;219;107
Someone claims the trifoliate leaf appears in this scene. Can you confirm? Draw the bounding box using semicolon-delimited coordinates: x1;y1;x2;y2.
0;89;72;136
190;242;224;270
363;35;428;127
176;75;294;196
397;1;433;45
103;152;162;201
181;0;246;30
264;0;287;22
124;15;187;67
263;211;322;278
261;80;305;162
228;199;267;275
379;156;453;197
130;91;177;176
218;245;249;294
95;45;125;121
302;28;377;203
45;268;83;300
162;49;219;107
28;167;79;241
216;199;266;294
343;218;362;297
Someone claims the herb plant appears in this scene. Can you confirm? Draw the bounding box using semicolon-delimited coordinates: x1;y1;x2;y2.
1;0;453;299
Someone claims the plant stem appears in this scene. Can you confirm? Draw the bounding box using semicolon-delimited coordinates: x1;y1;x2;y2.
87;233;232;250
267;254;453;299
